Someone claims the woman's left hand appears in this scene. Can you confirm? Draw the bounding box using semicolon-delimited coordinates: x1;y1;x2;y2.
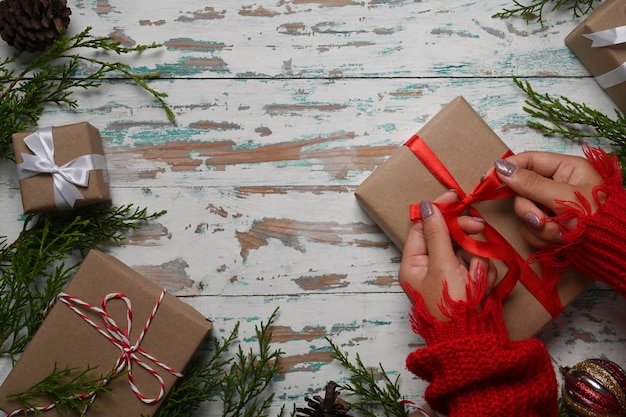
399;191;497;321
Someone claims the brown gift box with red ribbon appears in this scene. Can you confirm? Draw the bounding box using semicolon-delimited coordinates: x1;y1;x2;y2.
355;96;593;340
565;0;626;113
0;250;212;417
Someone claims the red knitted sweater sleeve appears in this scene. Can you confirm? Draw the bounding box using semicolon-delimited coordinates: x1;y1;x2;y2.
403;282;558;417
532;146;626;297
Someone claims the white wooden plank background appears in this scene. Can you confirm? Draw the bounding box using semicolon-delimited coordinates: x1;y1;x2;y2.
1;1;626;416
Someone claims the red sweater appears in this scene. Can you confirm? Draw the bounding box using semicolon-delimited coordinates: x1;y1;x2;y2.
405;147;626;416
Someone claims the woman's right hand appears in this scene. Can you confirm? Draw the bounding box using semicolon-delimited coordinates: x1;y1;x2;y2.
493;151;603;250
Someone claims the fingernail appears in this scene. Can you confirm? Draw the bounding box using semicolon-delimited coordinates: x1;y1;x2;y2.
470;216;485;223
420;200;434;220
524;212;542;229
494;159;517;177
479;167;493;182
473;263;490;302
473;263;486;282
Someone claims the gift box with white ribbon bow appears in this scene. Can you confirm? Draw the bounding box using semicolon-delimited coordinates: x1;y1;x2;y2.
13;122;111;213
566;0;626;113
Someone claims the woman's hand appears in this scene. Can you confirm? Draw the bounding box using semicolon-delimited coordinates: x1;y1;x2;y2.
493;151;603;249
399;191;497;321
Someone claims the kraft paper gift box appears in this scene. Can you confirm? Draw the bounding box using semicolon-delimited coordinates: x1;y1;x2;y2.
13;122;111;214
355;96;593;341
0;250;212;417
565;0;626;113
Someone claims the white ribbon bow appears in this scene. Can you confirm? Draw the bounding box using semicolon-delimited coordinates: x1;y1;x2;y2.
583;24;626;89
16;127;107;210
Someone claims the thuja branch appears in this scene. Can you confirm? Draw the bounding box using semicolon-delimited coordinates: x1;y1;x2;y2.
6;364;119;417
326;337;409;417
220;308;284;417
157;307;290;417
0;26;174;161
493;0;598;25
0;203;166;359
514;77;626;181
155;323;240;417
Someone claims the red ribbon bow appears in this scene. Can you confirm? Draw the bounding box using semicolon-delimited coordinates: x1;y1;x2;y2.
405;135;563;317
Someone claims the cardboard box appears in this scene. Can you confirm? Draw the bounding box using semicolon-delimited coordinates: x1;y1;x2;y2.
13;122;111;213
0;250;212;417
355;96;593;340
565;0;626;113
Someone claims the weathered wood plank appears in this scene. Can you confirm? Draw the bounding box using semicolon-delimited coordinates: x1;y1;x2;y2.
1;0;624;415
2;77;616;193
28;0;589;79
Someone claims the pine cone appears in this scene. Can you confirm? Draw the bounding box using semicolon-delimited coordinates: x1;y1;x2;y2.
296;381;353;417
0;0;71;52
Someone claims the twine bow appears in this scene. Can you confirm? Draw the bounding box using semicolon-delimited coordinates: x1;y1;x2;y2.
7;290;182;417
405;135;563;318
16;127;107;210
583;23;626;89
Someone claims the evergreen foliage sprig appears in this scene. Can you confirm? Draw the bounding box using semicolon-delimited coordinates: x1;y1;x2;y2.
156;307;291;417
493;0;598;25
326;337;409;417
6;364;119;417
514;77;626;181
0;203;166;360
0;25;174;161
219;308;285;417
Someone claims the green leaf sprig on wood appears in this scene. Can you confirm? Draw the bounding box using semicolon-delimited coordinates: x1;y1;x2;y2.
326;337;409;417
156;307;290;417
6;364;121;417
514;77;626;182
0;25;175;161
0;203;166;360
493;0;599;25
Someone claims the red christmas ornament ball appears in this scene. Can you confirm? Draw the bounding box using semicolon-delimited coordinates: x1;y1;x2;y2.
561;358;626;417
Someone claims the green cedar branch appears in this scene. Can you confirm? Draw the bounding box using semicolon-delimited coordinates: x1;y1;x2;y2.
0;203;166;359
0;26;174;161
156;307;292;417
493;0;599;25
6;364;120;417
326;337;409;417
514;77;626;182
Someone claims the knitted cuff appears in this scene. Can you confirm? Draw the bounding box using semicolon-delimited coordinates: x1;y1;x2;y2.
534;147;626;298
403;281;508;346
406;335;558;417
565;187;626;297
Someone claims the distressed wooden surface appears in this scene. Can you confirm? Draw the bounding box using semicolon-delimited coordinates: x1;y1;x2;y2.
1;1;626;415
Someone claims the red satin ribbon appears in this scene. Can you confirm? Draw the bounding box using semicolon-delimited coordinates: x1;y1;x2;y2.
405;135;563;318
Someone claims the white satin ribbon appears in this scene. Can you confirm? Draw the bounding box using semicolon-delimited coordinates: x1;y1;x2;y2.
583;25;626;47
16;127;107;210
595;63;626;89
583;24;626;89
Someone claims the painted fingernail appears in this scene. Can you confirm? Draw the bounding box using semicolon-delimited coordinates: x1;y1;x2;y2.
494;159;517;177
524;212;542;229
473;263;491;302
420;200;434;220
479;167;493;182
473;262;486;282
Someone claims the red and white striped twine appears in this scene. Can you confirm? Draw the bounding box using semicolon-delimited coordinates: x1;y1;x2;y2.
7;289;182;417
